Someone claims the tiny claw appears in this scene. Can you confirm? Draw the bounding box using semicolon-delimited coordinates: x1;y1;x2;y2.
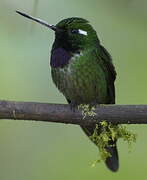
69;101;78;112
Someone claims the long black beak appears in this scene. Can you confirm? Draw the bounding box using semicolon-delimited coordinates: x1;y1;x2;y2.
16;10;56;31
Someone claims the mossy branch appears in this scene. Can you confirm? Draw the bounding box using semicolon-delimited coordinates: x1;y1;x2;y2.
0;100;147;124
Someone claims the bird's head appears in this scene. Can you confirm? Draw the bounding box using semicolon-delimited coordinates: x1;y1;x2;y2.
54;17;100;51
16;11;100;52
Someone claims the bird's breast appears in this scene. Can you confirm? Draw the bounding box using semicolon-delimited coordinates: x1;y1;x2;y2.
51;50;108;104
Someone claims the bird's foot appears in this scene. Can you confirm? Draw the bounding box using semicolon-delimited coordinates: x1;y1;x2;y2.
69;101;78;112
89;100;99;109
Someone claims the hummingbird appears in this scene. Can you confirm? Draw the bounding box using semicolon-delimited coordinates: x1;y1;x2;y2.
16;11;118;172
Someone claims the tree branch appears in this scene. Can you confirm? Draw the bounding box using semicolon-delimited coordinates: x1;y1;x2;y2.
0;100;147;125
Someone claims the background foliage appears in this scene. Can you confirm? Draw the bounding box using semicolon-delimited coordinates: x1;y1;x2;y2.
1;0;147;179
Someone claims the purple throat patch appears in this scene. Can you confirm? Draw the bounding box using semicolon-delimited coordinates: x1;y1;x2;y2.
50;48;71;68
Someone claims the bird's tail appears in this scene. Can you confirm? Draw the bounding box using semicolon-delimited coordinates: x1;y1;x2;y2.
105;140;119;172
80;125;119;172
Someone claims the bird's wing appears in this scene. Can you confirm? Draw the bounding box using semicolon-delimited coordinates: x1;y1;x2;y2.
95;45;116;104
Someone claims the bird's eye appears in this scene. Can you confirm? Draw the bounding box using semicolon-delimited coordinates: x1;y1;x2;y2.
71;29;79;34
70;29;88;36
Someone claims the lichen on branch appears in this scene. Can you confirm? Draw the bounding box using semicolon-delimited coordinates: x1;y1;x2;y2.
91;122;136;166
78;104;137;166
78;104;96;118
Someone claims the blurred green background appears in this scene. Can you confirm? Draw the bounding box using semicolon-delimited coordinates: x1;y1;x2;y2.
1;0;147;179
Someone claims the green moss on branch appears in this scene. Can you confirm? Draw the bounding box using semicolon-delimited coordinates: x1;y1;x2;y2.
78;104;137;166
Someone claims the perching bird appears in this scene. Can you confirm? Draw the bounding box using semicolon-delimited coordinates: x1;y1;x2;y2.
16;11;118;172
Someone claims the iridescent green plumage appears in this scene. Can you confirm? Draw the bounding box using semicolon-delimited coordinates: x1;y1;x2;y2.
51;48;108;105
51;18;118;171
51;17;116;105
